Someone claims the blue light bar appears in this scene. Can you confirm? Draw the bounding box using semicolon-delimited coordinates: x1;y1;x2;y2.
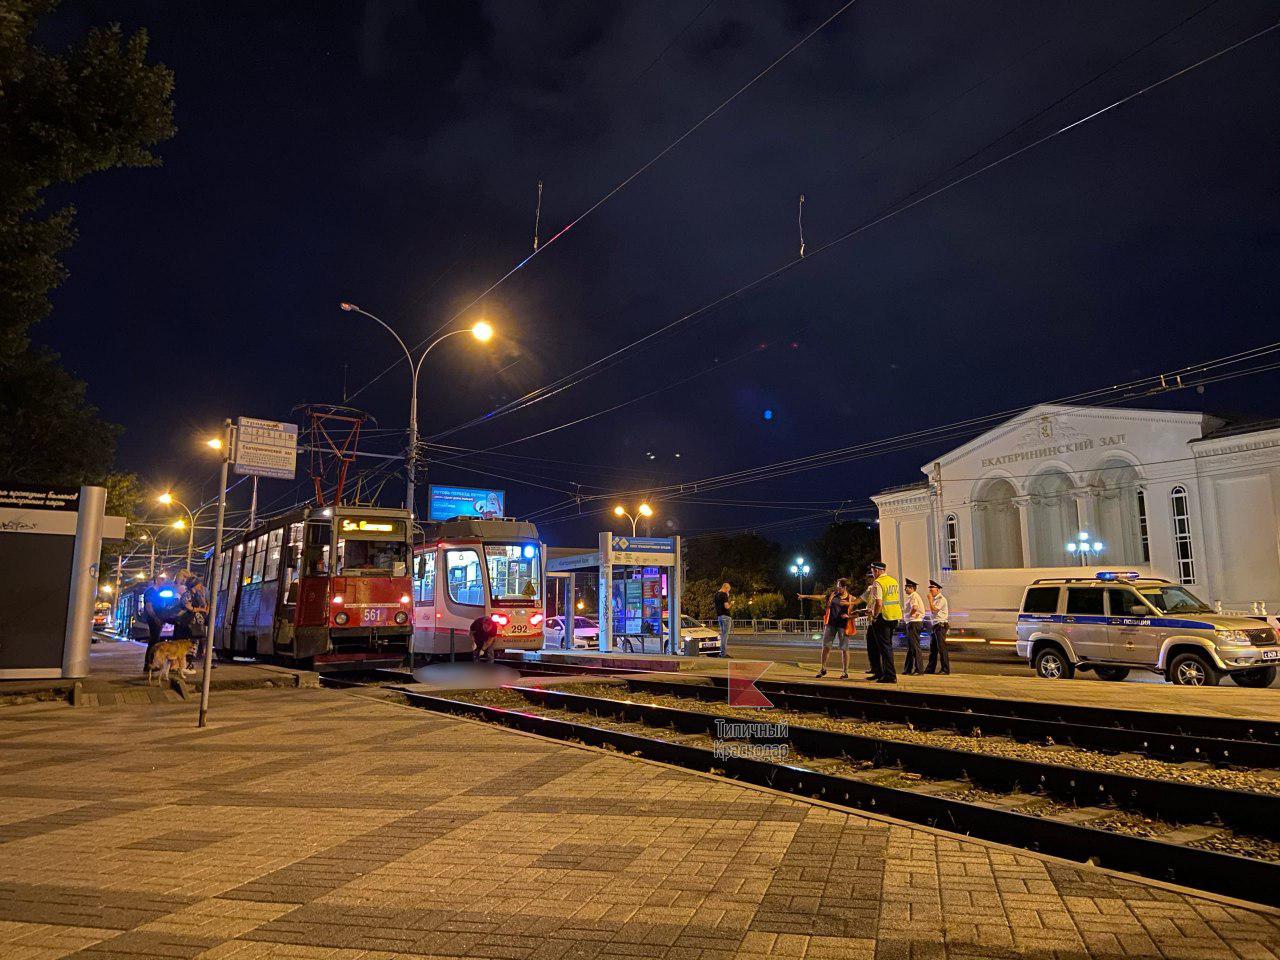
1095;571;1139;581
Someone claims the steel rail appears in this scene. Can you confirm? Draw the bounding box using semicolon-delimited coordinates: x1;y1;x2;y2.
622;677;1280;768
494;684;1280;839
736;676;1280;744
397;688;1280;908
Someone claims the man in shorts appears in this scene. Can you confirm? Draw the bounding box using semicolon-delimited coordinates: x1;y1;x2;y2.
815;579;854;679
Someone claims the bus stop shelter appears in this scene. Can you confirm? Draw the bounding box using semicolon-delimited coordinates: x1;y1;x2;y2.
547;533;684;655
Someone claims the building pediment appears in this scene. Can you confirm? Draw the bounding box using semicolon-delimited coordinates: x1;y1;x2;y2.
921;404;1214;477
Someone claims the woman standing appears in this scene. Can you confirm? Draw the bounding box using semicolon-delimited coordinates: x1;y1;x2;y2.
815;579;853;680
174;572;209;673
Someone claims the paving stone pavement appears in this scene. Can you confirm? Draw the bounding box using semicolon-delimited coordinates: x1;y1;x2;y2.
1;688;1278;959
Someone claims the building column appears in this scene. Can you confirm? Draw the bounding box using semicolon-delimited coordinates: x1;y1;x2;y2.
1013;496;1031;569
1073;487;1098;540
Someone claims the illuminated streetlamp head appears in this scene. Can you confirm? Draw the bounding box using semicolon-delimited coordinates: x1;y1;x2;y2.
613;505;625;517
100;584;113;594
471;320;494;342
794;556;805;566
206;437;223;450
1066;542;1078;553
789;565;799;574
339;302;358;312
158;492;173;505
1078;531;1090;541
638;503;653;517
172;519;186;530
1093;542;1104;553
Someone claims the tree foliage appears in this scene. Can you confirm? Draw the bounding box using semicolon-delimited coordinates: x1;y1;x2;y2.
0;0;175;481
805;520;881;589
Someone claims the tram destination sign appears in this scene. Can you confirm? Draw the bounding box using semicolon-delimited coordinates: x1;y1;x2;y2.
233;416;298;480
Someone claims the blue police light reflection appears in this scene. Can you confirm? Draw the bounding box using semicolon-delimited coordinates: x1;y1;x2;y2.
158;589;175;598
522;544;536;558
763;409;774;421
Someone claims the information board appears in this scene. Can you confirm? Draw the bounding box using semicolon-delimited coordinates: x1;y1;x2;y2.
234;417;298;480
607;535;676;566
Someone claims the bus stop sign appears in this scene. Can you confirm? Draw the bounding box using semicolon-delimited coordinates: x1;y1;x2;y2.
234;417;298;480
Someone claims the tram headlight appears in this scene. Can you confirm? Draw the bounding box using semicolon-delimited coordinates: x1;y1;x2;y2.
331;595;343;605
333;611;349;626
400;594;411;604
490;613;509;626
530;612;544;626
394;611;409;625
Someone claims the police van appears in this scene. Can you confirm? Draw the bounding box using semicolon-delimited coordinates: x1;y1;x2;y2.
1014;571;1278;687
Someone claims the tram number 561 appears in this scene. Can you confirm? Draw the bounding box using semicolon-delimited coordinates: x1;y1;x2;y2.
361;608;385;625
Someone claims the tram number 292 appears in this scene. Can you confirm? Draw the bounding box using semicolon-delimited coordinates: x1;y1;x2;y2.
507;623;529;634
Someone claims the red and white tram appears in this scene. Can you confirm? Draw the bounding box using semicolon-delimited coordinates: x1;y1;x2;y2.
411;517;545;658
213;504;414;670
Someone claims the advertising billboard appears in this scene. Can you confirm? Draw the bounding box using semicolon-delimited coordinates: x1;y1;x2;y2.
427;485;506;521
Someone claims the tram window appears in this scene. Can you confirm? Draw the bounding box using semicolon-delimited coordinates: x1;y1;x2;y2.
446;549;483;606
484;544;541;603
338;537;408;577
265;528;284;582
414;551;436;603
303;523;330;575
250;535;267;583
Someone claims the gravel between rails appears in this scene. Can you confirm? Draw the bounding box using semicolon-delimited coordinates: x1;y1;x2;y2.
435;685;1280;862
537;681;1280;796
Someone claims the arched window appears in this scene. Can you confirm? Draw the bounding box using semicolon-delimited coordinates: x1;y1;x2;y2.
944;514;960;570
973;478;1024;568
1170;486;1195;584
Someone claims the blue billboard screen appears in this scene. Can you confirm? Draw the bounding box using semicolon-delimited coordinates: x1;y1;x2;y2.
427;485;506;521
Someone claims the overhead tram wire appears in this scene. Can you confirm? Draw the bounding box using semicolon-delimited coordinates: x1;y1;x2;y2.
515;341;1280;526
425;19;1280;448
344;0;863;406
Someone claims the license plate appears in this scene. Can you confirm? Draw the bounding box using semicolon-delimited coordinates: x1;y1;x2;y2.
1261;649;1279;661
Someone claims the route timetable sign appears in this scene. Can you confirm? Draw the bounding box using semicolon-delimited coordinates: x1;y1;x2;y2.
233;417;298;480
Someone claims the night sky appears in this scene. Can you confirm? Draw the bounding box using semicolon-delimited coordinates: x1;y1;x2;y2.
36;0;1280;548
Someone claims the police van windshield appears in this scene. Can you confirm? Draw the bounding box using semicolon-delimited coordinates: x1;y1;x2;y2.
1137;584;1213;615
484;543;541;604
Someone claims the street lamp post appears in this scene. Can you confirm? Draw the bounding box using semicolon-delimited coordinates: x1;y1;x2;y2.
612;502;653;537
339;303;493;516
789;557;811;618
200;422;233;729
1065;531;1105;566
158;492;195;571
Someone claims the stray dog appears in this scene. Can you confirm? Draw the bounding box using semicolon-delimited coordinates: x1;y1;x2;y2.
148;641;194;684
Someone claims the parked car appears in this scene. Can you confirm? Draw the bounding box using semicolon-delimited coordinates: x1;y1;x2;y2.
666;614;722;656
544;615;600;649
1014;571;1279;687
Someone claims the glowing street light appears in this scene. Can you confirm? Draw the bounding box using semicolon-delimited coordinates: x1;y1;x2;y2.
206;437;223;450
158;492;195;570
1066;531;1105;566
613;502;654;536
789;557;812;617
340;302;496;515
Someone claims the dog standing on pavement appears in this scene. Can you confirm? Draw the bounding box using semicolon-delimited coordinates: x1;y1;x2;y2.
148;640;194;685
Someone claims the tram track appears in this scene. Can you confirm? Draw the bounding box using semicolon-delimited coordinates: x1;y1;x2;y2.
391;681;1280;907
623;676;1280;768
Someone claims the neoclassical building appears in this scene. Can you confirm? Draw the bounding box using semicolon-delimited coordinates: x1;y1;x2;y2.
872;404;1280;612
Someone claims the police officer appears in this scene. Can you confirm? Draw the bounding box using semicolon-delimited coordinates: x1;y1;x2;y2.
926;580;951;674
864;561;902;683
901;579;926;675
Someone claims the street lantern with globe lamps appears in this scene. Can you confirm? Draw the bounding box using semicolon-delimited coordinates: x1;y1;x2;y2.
613;502;653;537
1065;530;1105;566
789;557;811;617
339;302;494;516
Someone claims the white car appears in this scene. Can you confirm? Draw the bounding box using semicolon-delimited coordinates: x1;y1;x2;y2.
544;615;600;649
666;615;723;656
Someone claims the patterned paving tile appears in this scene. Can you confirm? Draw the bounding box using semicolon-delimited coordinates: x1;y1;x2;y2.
0;687;1275;959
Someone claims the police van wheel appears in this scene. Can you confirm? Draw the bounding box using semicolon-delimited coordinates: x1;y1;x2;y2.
1169;652;1220;686
1033;647;1073;680
1094;666;1130;682
1230;666;1277;688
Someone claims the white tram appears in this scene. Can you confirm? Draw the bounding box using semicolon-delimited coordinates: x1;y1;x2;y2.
411;517;545;658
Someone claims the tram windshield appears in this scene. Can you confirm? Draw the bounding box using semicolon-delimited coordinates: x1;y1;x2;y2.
337;538;409;577
484;543;542;604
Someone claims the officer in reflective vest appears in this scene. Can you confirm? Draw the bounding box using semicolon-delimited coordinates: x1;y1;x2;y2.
864;561;902;683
